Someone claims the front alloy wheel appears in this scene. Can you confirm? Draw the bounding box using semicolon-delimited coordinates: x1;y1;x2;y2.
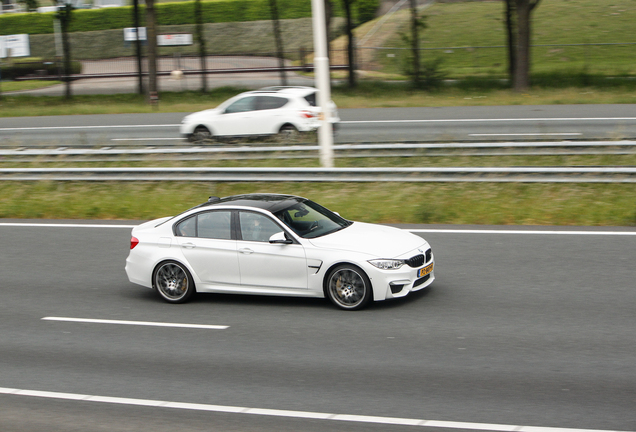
326;265;372;310
153;261;195;303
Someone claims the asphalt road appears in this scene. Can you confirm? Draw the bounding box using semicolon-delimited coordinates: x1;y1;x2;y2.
1;221;635;432
2;104;636;145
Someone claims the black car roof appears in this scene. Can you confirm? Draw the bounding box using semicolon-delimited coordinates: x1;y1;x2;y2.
196;194;307;213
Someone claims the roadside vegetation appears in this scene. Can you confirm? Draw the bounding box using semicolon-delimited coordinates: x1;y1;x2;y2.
1;181;635;226
1;1;635;226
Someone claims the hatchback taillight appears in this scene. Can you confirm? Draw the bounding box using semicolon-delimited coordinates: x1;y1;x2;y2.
300;110;316;119
130;236;139;249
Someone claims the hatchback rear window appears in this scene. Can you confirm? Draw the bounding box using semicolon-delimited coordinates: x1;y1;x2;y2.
303;92;317;107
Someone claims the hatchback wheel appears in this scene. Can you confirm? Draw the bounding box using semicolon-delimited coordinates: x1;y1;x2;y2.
190;126;214;143
278;124;299;143
325;265;372;310
153;261;195;303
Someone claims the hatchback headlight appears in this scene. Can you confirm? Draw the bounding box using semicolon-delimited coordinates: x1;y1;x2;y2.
368;259;404;270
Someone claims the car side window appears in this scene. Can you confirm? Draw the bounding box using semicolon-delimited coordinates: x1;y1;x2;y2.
224;96;256;114
198;211;232;240
239;212;283;243
176;216;197;237
256;96;289;111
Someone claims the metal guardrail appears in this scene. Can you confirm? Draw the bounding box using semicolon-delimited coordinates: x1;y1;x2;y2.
2;167;635;183
0;141;636;162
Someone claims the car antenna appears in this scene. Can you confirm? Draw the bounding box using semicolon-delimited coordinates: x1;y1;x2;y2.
208;196;220;203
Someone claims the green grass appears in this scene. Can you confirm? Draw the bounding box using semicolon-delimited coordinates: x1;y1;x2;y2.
0;80;62;93
1;181;635;226
373;0;636;78
2;80;636;118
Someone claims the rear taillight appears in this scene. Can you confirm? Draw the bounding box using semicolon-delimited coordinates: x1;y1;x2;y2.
300;110;316;119
130;236;139;249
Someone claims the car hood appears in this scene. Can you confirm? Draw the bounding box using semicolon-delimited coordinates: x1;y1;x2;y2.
308;222;425;258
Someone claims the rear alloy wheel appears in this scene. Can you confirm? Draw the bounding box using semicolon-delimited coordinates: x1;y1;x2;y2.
153;261;195;303
325;264;372;310
190;126;214;143
278;124;299;143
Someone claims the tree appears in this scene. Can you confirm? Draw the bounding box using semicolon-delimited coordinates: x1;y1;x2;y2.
56;1;73;100
408;0;420;88
268;0;287;86
341;0;356;88
146;0;158;105
194;0;207;92
506;0;542;91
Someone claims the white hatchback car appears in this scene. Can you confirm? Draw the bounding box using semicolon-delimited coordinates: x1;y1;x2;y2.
125;194;434;310
180;87;340;142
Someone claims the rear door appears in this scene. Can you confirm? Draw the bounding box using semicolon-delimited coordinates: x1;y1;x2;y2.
175;211;241;287
252;96;290;134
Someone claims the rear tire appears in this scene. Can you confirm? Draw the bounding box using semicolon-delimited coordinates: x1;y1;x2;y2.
278;124;299;143
153;260;195;304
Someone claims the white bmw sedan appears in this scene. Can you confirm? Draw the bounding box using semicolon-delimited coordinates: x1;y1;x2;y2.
125;194;434;310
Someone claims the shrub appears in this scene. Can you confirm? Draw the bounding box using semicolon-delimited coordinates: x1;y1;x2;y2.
1;58;82;80
0;0;379;36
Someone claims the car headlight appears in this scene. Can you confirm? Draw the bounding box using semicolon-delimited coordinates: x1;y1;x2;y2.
368;259;404;270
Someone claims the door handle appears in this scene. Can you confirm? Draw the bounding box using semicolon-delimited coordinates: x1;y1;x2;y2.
182;242;196;249
239;248;254;255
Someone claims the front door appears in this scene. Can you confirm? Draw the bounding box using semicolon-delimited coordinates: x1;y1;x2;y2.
237;211;308;290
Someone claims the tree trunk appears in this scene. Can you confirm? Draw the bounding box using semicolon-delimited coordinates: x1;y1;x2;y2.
504;0;516;88
269;0;287;86
132;0;143;95
342;0;356;88
195;0;207;92
57;3;73;99
409;0;420;87
146;0;158;104
514;0;530;91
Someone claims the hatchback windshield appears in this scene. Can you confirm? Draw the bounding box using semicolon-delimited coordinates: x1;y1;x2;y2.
274;200;351;239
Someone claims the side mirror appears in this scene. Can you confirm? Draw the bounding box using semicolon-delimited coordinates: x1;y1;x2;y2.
269;231;292;244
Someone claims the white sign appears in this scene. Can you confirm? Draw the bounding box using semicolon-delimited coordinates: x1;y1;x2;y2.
0;34;30;58
158;34;193;46
123;27;147;42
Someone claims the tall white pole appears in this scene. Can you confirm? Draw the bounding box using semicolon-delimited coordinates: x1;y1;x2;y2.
311;0;334;168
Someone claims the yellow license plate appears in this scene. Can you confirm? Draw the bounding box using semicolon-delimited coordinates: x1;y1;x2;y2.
418;263;434;278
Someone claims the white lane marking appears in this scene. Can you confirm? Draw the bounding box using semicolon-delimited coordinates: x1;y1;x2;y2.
0;223;136;228
1;223;635;236
2;117;636;132
341;117;636;124
0;387;628;432
469;133;582;137
111;138;186;141
408;229;636;236
42;317;228;330
0;124;180;131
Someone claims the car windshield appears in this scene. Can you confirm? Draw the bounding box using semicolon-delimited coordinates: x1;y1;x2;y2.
274;200;351;239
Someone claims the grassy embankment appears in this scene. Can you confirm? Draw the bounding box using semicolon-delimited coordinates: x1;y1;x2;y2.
1;0;635;225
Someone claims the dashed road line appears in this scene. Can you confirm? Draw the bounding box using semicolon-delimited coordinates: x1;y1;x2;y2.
42;317;228;330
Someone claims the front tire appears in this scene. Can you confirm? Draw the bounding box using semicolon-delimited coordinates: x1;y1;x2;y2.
325;264;372;310
153;261;195;304
190;125;214;143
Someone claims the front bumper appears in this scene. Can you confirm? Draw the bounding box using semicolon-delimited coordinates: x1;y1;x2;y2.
365;250;435;301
